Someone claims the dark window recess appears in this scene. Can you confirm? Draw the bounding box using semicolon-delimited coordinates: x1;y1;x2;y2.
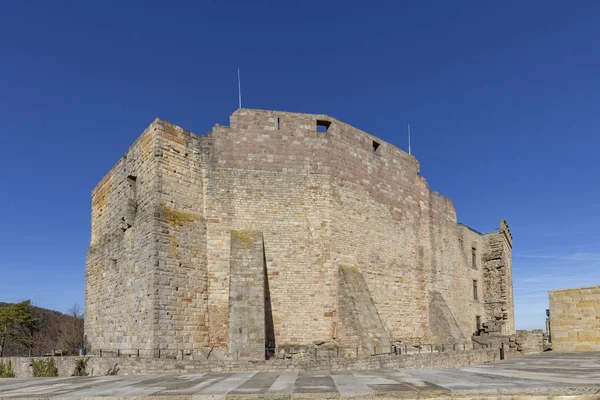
472;247;477;269
122;175;138;231
473;279;478;301
316;120;331;132
277;118;281;130
476;315;481;333
372;140;380;153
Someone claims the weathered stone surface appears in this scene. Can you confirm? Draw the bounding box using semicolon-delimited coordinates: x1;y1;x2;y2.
549;286;600;351
338;265;390;355
85;109;515;356
228;231;266;360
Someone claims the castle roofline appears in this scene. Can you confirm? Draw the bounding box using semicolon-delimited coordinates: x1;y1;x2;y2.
231;108;415;161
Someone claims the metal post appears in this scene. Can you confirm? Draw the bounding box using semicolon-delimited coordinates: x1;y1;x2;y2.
100;349;102;357
117;349;120;358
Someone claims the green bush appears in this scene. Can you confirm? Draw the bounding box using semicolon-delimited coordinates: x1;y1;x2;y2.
71;357;89;376
32;358;58;377
0;360;15;378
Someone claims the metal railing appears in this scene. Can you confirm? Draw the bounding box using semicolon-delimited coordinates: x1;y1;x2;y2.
265;342;490;360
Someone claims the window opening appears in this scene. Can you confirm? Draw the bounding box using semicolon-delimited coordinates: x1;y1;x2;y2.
476;315;481;333
277;118;280;130
372;140;380;153
473;279;478;301
316;120;330;132
472;247;477;269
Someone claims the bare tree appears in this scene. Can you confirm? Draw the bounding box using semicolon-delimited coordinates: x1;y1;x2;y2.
56;304;85;355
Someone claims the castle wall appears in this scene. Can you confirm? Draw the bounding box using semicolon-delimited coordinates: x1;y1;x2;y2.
85;122;161;351
152;120;211;352
85;109;514;355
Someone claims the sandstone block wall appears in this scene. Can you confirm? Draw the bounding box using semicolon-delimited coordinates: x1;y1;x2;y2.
515;329;544;354
550;286;600;351
85;109;515;357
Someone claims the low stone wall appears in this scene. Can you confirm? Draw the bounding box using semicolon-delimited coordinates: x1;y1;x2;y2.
2;348;503;377
515;329;544;354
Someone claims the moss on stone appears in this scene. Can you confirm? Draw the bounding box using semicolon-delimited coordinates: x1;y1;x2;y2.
162;206;201;228
231;230;255;245
339;264;359;273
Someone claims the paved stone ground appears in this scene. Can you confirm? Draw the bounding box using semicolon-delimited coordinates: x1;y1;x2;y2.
1;352;599;399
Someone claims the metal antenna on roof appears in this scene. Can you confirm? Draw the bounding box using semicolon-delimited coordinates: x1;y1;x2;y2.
408;124;411;155
237;68;242;109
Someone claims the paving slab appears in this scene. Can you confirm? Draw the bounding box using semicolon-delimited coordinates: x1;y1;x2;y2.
0;352;599;399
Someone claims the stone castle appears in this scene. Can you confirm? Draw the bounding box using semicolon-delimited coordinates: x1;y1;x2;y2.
85;109;515;358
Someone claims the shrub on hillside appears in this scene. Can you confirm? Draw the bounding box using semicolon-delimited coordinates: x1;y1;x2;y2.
32;358;58;377
71;357;89;376
0;360;15;378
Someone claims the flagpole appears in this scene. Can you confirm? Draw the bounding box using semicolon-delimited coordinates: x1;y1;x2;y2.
408;124;411;155
237;68;242;109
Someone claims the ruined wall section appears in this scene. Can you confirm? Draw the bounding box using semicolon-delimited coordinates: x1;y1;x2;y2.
152;120;212;352
481;221;514;335
550;286;600;351
85;121;161;351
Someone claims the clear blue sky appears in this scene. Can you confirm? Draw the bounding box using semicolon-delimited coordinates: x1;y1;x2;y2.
1;1;598;331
